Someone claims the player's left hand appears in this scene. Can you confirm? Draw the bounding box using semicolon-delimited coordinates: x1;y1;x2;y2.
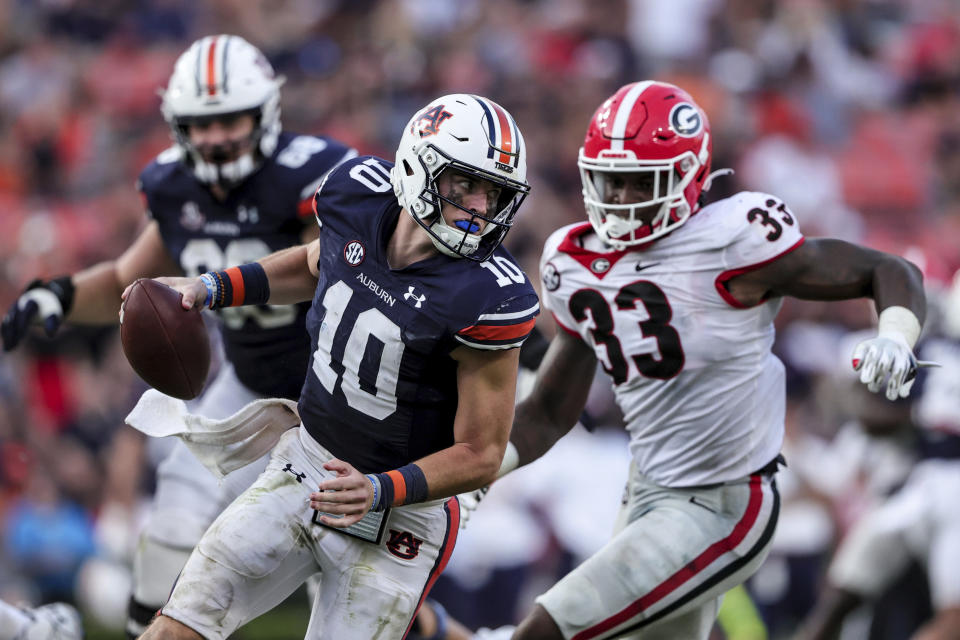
852;334;919;401
310;458;374;527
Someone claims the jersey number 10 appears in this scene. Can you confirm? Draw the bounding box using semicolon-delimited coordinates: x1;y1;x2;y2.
312;280;404;419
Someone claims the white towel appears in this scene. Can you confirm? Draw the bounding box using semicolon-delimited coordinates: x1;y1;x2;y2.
125;388;301;478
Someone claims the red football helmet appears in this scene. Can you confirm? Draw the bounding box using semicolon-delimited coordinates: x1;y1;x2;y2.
579;81;712;248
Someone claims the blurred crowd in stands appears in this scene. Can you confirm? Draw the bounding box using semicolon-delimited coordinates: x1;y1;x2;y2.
2;0;960;638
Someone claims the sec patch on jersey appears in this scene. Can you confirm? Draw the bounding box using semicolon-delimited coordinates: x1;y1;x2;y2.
120;278;210;400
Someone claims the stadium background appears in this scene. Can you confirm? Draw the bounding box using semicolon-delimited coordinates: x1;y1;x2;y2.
1;0;959;638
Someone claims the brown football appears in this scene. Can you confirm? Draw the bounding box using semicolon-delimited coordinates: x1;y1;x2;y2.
120;278;210;400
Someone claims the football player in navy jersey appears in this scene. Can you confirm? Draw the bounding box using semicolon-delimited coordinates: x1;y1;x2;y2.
134;93;539;640
1;35;355;638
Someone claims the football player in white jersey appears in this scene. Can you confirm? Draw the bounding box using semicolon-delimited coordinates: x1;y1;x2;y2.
478;81;927;640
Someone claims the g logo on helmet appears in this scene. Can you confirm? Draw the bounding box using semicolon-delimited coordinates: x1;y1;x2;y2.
669;103;703;137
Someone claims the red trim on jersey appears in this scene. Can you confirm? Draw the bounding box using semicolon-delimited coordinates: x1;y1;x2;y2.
556;223;635;280
225;266;245;306
403;498;460;639
458;317;537;342
298;197;315;218
206;37;218;96
551;312;583;340
572;475;765;640
714;237;806;309
490;102;514;165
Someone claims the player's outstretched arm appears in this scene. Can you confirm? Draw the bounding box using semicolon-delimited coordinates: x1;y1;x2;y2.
510;329;598;469
2;221;178;350
133;239;319;312
726;238;926;400
726;238;925;317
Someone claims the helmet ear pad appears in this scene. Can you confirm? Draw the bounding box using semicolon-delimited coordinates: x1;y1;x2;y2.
392;94;531;261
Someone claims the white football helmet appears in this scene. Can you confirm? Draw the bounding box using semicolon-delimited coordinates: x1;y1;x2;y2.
392;94;531;261
161;34;284;186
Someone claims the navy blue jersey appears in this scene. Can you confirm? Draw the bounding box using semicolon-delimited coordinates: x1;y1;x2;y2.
300;156;540;472
138;132;355;399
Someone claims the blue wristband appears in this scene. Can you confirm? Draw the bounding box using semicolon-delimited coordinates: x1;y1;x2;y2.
199;273;217;309
366;474;382;512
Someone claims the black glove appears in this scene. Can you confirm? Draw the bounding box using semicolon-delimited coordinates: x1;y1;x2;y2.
2;276;75;351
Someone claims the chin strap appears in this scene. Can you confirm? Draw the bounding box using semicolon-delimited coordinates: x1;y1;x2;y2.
703;167;734;194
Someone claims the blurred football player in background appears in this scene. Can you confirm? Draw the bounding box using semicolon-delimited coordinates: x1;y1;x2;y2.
134;93;539;639
1;34;355;638
796;272;960;640
0;599;82;640
469;80;927;640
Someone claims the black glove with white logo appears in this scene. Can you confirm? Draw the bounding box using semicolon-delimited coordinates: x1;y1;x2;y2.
2;276;75;351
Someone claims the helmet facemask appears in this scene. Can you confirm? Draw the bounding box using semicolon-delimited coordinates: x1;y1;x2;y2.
170;108;266;187
580;150;700;249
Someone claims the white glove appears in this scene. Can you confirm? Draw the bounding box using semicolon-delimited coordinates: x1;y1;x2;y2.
852;334;918;401
457;485;489;530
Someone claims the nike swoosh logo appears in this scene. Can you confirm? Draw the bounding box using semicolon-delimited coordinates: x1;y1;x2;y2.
635;262;660;272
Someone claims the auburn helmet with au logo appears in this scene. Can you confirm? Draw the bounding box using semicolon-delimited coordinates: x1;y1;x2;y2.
579;81;717;249
392;94;531;261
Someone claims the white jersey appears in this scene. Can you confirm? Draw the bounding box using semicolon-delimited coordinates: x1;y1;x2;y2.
541;191;804;486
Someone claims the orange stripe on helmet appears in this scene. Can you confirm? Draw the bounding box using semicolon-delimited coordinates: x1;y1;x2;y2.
206;36;219;96
491;102;514;165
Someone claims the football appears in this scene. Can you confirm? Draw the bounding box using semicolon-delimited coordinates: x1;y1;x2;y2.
120;278;210;400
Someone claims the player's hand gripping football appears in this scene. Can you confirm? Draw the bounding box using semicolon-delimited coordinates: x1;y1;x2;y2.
2;277;73;351
852;335;935;401
121;277;207;311
310;459;376;528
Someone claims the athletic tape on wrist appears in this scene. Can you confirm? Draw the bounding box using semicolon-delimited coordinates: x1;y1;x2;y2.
497;441;519;478
877;305;921;348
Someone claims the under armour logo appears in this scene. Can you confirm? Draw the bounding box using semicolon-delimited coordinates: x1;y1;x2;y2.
404;286;426;308
283;463;306;483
